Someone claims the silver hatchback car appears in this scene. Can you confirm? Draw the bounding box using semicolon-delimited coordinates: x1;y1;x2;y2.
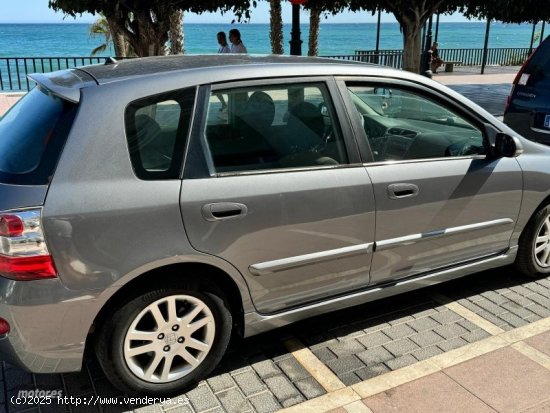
0;55;549;395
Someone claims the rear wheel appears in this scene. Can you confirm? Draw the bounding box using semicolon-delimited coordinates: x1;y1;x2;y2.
95;286;232;396
516;204;550;278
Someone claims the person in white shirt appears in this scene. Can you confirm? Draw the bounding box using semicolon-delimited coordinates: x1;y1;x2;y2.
229;29;248;54
217;32;230;54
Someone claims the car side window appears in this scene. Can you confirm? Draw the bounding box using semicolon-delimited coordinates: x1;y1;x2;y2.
125;88;195;180
346;85;485;162
204;83;348;173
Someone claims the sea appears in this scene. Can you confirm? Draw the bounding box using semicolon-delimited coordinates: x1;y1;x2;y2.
0;22;543;57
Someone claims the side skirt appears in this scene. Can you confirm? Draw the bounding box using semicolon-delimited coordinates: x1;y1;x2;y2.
243;246;517;337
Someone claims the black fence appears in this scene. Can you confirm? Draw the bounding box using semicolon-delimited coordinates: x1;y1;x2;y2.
0;57;110;92
349;47;531;69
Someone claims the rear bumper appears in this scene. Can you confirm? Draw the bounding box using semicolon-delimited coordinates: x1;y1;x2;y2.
0;277;99;373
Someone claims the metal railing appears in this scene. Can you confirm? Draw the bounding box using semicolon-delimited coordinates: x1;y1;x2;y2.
352;47;531;69
0;57;110;91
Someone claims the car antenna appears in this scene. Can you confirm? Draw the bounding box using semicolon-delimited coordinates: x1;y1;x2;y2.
104;57;118;65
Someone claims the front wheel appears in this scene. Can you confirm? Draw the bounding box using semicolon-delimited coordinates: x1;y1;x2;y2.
95;286;232;396
516;204;550;278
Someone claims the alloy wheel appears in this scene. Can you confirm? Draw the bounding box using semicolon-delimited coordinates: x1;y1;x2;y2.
534;215;550;268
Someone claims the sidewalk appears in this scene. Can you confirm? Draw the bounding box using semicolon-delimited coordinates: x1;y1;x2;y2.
0;93;22;115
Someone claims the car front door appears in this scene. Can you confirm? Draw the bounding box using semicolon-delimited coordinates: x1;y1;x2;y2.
338;78;522;285
179;78;375;314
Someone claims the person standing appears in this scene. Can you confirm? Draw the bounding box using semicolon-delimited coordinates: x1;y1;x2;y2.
217;32;230;54
229;29;248;54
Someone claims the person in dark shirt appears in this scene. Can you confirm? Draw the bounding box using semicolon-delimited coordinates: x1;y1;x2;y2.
430;42;444;73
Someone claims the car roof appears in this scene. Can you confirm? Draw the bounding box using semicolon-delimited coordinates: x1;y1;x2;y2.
79;54;371;85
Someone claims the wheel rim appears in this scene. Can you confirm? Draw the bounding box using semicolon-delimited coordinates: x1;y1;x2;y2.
534;214;550;268
123;295;216;384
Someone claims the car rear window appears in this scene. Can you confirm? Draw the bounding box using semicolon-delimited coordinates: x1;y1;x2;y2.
0;86;76;185
526;38;550;86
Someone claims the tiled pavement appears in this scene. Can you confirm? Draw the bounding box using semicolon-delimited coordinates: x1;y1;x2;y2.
3;269;550;413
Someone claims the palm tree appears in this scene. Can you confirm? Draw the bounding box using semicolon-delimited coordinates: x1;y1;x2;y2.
269;0;283;54
89;14;127;57
308;4;321;56
169;9;185;54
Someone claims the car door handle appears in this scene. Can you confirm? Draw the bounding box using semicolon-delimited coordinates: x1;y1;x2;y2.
202;203;248;221
387;183;419;199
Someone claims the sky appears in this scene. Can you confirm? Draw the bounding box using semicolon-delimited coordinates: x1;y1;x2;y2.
0;1;476;24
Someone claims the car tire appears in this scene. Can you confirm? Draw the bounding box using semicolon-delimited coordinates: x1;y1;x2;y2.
516;204;550;278
95;284;232;396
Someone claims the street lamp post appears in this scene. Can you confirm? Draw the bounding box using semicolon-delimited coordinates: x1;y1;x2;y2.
289;0;307;56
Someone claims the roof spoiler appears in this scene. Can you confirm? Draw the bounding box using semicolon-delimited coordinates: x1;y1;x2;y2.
27;70;92;103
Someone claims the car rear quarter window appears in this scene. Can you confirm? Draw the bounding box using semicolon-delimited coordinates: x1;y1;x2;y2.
125;88;196;180
0;86;76;185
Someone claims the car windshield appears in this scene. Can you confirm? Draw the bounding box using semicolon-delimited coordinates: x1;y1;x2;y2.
0;86;76;185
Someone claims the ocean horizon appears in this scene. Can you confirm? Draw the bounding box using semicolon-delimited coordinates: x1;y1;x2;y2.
0;22;543;57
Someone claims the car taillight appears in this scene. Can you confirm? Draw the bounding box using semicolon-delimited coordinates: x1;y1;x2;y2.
506;50;536;113
0;209;56;281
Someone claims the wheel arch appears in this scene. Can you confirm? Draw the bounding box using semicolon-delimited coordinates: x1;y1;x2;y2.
86;261;250;352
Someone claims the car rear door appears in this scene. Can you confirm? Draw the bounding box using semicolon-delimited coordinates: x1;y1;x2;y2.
337;78;522;285
179;77;375;314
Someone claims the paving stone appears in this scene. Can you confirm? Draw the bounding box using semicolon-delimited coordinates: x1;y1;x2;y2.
232;370;265;396
473;298;507;316
409;330;445;347
207;373;235;393
462;329;492;343
385;354;417;371
330;325;366;340
383;324;416;340
339;372;362;386
501;291;532;306
325;355;362;375
498;311;529;328
457;319;481;333
357;331;392;349
438;337;469;352
248;391;281;413
280;395;306;408
388;315;415;326
264;375;303;406
411;308;438;319
312;347;336;363
509;285;534;296
501;301;536;318
383;338;419;357
252;360;281;380
217;387;251;413
186;384;219;412
433;323;469;340
355;363;391;381
525;292;550;307
524;282;550;296
294;377;325;399
406;316;440;332
363;322;390;334
357;346;394;365
431;309;463;324
525;303;550;318
411;345;444;361
328;339;365;358
480;290;508;305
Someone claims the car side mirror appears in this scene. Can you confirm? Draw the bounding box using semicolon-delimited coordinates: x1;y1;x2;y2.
494;133;523;158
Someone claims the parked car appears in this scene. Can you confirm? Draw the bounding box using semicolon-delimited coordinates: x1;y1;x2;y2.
504;35;550;144
0;55;549;396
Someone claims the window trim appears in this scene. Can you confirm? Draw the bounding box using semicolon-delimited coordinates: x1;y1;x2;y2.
335;76;493;165
193;77;363;178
